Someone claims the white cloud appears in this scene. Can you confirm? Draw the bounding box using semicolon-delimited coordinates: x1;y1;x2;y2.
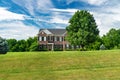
12;0;54;15
0;7;25;20
66;0;108;6
49;8;78;24
85;0;108;5
0;21;39;40
37;0;54;10
51;8;78;13
91;6;120;36
50;17;68;24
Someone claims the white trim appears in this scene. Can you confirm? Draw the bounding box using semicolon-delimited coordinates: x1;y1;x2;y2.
39;29;52;35
43;29;52;34
39;36;42;41
60;36;62;41
44;37;46;41
54;36;57;41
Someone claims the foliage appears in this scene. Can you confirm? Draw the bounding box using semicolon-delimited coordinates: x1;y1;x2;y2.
86;36;102;50
66;10;99;50
102;28;120;49
7;36;38;52
7;39;17;52
29;41;39;51
0;37;9;54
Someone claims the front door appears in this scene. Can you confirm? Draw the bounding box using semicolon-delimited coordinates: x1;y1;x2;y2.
48;44;53;51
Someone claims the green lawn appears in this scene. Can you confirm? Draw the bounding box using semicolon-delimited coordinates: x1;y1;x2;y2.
0;50;120;80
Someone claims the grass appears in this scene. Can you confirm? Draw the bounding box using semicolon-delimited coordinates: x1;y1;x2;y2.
0;50;120;80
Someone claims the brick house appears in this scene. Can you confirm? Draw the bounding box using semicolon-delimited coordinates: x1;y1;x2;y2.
38;29;70;51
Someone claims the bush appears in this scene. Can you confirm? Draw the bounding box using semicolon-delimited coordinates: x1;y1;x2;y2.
0;37;9;54
54;48;63;51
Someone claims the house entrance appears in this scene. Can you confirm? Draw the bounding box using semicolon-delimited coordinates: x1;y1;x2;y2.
47;43;54;51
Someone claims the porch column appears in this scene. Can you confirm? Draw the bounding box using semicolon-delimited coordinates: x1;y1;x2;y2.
52;43;54;51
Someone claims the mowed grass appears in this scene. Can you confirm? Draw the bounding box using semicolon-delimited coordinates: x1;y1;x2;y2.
0;50;120;80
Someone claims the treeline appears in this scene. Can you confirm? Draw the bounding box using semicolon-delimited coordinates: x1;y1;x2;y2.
7;37;38;52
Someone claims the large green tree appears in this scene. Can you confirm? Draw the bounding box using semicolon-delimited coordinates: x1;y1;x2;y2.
66;10;99;49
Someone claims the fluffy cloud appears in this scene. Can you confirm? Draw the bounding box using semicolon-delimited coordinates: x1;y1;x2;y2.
66;0;108;6
12;0;54;15
0;0;120;40
85;0;108;5
0;7;39;40
0;7;25;20
0;21;39;40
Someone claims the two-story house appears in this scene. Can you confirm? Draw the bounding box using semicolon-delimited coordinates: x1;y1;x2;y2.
38;29;70;51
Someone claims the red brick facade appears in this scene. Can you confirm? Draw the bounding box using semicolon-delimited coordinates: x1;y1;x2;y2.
38;29;70;51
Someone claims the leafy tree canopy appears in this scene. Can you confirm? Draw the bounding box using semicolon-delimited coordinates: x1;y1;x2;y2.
102;28;120;49
66;10;99;49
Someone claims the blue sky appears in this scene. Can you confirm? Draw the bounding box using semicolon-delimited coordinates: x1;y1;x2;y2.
0;0;120;40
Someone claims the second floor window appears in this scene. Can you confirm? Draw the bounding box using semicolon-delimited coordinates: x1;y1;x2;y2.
42;37;44;41
57;37;59;41
48;36;53;41
39;36;46;41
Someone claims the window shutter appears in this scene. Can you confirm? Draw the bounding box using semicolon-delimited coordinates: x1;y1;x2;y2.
44;37;46;41
39;36;42;41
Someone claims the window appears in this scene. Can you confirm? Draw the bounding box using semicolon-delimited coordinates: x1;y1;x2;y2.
57;37;59;41
48;36;50;41
48;36;53;41
42;37;44;41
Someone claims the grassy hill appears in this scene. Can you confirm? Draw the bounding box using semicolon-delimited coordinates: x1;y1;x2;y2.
0;50;120;80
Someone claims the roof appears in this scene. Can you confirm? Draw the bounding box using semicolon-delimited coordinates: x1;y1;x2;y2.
39;29;66;36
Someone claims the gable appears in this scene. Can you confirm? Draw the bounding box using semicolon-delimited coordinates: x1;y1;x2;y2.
39;29;66;36
39;29;52;35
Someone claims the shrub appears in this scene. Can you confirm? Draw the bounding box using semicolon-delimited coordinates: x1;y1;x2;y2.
0;37;9;54
54;48;63;51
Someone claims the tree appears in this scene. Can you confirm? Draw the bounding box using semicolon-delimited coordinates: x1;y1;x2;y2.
29;41;38;51
0;37;9;54
26;37;38;51
17;40;26;52
102;28;120;49
7;39;17;52
66;10;99;50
